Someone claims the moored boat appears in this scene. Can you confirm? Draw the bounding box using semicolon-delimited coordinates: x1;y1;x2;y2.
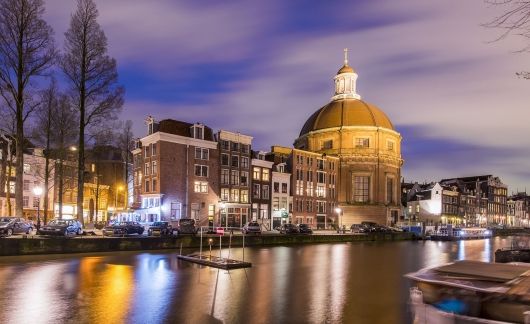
430;226;492;241
406;260;530;323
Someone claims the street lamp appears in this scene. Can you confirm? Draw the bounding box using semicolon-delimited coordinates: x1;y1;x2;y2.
33;186;43;232
335;207;342;233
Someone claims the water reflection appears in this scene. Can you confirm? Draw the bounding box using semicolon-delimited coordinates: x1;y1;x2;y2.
0;237;515;324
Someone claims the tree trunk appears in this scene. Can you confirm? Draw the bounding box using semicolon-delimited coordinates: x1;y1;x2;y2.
76;119;84;225
6;157;12;215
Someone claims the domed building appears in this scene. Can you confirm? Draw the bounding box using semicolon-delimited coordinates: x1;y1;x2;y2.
294;51;403;226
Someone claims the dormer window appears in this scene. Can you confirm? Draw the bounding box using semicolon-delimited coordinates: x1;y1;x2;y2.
146;116;158;135
191;124;204;140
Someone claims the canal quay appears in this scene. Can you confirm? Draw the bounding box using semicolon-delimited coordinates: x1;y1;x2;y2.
0;236;519;324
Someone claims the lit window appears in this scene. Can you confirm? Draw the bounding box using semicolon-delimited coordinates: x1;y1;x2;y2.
262;169;270;182
23;196;29;207
355;138;369;148
194;181;208;193
240;190;248;203
353;176;369;202
23;163;30;174
231;189;239;202
221;188;229;201
231;170;239;185
253;167;260;180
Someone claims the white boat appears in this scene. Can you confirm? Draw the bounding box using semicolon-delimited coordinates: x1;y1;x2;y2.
406;260;530;323
430;227;493;241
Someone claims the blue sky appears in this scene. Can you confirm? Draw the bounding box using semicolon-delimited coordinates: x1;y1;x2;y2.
44;0;530;192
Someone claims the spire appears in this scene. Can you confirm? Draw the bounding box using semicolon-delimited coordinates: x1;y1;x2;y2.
344;48;348;65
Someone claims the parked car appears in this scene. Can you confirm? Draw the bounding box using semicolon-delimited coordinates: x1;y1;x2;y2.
102;222;144;236
0;217;32;236
38;219;83;236
279;223;299;234
94;221;107;230
175;218;198;235
148;221;173;237
242;222;261;235
297;223;313;234
350;224;368;233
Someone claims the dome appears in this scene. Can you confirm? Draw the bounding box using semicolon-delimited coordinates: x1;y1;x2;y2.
299;98;394;137
337;64;354;74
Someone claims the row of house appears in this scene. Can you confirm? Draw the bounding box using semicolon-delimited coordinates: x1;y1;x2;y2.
129;117;339;229
0;140;128;223
402;175;528;227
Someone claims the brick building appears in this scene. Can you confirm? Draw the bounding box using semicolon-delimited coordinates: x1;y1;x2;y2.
132;118;219;225
251;151;273;230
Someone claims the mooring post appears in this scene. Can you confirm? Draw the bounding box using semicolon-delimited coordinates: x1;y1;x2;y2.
227;231;232;260
199;226;203;260
242;231;245;262
219;234;222;260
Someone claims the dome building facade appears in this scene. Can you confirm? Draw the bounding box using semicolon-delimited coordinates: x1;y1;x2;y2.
294;51;403;226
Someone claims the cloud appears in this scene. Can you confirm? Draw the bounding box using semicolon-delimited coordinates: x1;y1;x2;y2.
42;0;530;191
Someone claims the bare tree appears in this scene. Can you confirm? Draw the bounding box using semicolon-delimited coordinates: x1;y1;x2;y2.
61;0;124;224
0;0;56;217
116;120;133;207
485;0;530;77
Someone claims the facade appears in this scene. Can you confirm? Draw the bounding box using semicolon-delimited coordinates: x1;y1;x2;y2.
508;192;530;227
407;182;465;225
21;149;55;220
440;175;507;226
271;146;339;229
270;162;291;230
132;118;219;225
216;130;252;228
294;51;403;226
251;151;273;230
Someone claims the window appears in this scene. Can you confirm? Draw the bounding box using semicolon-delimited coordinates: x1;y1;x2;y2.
23;180;30;191
273;182;279;193
152;178;157;191
281;197;288;209
194;165;208;177
231;189;239;202
144;146;149;158
221;153;229;166
253;167;261;180
231;142;239;151
387;178;394;204
282;183;288;193
241;157;249;169
231;155;239;168
8;181;14;194
145;180;150;192
151;143;157;156
194;181;208;193
387;141;394;151
262;185;270;199
317;159;324;170
23;196;29;207
221;140;229;150
307;170;312;182
253;184;260;199
353;176;370;202
317;201;326;213
241;190;249;203
321;140;332;150
231;170;239;185
221;169;229;185
262;169;270;182
23;163;30;174
316;184;326;198
241;171;249;186
221;188;229;201
355;138;369;148
195;147;209;160
152;161;157;175
241;144;250;154
191;125;204;139
273;197;279;210
145;163;150;175
317;171;325;183
307;182;314;196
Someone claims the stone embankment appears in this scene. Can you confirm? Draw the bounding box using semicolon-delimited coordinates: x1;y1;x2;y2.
0;232;415;256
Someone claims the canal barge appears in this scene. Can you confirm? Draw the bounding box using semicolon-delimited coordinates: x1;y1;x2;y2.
496;235;530;263
406;260;530;323
430;227;492;241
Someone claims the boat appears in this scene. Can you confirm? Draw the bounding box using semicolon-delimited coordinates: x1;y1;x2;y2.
406;260;530;323
496;235;530;263
430;226;492;241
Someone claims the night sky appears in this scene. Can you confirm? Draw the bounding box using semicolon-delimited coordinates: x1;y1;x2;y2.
44;0;530;192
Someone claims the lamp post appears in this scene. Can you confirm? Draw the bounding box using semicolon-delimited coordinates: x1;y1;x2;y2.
335;207;342;233
219;202;226;228
33;186;43;232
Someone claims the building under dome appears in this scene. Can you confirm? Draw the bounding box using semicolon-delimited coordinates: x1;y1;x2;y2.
294;50;403;226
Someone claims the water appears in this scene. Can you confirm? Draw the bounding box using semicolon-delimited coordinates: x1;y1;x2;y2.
0;237;515;324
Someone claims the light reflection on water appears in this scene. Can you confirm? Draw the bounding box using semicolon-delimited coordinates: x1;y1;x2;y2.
0;237;515;324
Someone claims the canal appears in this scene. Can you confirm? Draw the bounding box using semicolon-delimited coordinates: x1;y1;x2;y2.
0;237;516;324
